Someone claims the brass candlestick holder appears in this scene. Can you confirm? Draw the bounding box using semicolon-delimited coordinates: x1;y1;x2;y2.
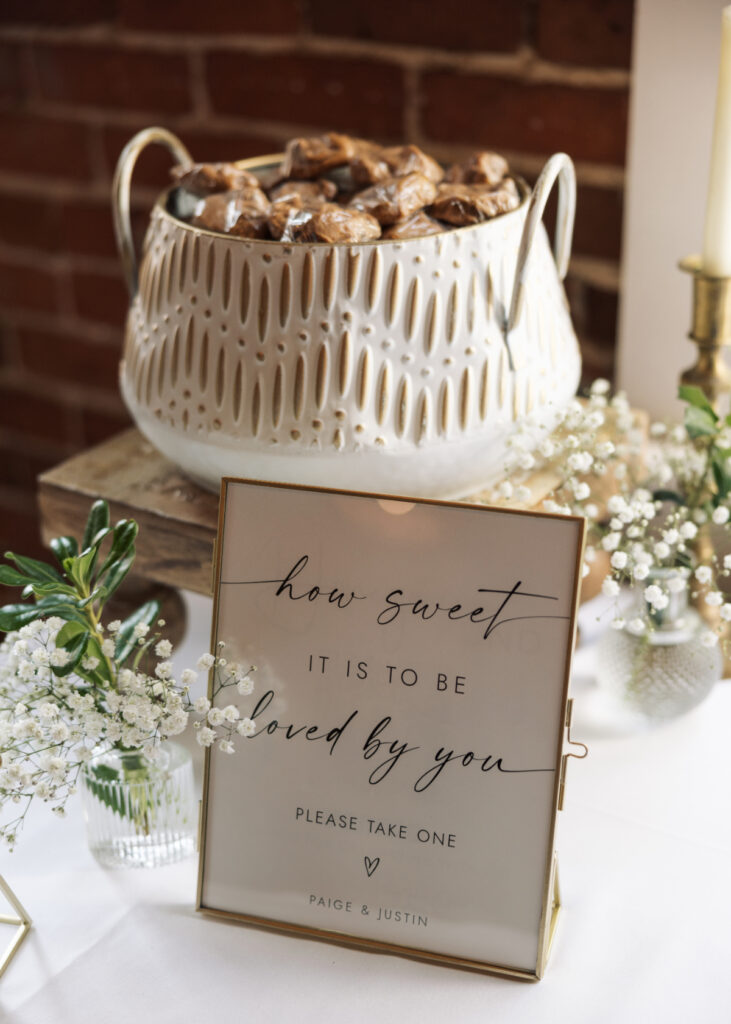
680;255;731;674
679;254;731;408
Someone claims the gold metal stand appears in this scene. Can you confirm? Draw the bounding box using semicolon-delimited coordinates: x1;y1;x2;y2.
680;255;731;406
0;876;31;980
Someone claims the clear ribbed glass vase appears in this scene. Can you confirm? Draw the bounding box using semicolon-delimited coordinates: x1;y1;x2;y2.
596;568;722;720
81;741;196;868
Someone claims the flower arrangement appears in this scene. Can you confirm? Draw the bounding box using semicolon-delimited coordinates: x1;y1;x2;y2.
488;381;731;649
0;500;255;851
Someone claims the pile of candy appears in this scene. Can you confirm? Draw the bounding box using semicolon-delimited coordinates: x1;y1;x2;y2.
171;132;521;244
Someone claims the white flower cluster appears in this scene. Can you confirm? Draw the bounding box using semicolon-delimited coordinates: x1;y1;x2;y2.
190;648;256;754
0;619;256;850
486;380;731;646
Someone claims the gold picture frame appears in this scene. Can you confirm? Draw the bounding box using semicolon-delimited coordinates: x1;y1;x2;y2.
197;479;586;980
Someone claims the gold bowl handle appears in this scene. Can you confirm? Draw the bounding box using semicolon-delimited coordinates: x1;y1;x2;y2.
504;153;576;367
112;127;193;297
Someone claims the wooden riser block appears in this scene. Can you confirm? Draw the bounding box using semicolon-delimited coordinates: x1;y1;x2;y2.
38;430;219;596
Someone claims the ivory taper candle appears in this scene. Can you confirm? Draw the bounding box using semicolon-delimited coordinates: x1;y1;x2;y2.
703;6;731;275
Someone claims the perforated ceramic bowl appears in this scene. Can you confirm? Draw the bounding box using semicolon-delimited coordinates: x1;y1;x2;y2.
114;128;581;497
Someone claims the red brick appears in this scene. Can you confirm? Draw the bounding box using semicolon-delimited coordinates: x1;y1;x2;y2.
0;0;114;26
584;282;619;347
0;257;58;314
574;185;624;261
59;197;118;259
541;184;624;262
0;189;61;252
0;380;75;443
0;502;49;564
421;73;629;164
34;43;192;114
117;0;301;34
16;326;122;393
206;51;405;139
537;0;634;69
81;405;133;446
71;268;129;327
0;111;93;181
0;439;69;491
101;124;283;189
0;44;26;102
309;0;525;52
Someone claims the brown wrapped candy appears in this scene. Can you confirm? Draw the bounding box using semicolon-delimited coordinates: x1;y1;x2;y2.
383;210;444;239
192;188;270;236
172;162;260;196
269;178;338;205
444;151;510;187
350;173;438;226
281;132;356;179
310;204;381;244
351;143;443;187
349;140;390;187
430;181;520;226
268;197;317;242
382;144;443;183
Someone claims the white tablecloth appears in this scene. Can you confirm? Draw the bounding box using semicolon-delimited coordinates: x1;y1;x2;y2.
2;593;731;1023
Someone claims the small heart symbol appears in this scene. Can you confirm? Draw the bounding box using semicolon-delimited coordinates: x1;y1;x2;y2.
364;856;380;877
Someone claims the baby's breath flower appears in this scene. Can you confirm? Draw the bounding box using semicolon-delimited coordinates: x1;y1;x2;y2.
155;639;173;658
712;506;730;525
610;551;627;570
705;591;724;607
701;630;719;648
644;585;668;610
196;727;216;747
197;653;215;671
695;565;713;584
107;620;122;634
602;577;620;597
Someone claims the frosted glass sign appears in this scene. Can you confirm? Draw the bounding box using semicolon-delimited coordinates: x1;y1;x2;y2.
197;480;585;980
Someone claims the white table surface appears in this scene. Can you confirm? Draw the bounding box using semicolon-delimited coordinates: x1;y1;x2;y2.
2;592;731;1023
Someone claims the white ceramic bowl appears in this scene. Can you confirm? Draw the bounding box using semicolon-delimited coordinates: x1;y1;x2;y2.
115;129;581;498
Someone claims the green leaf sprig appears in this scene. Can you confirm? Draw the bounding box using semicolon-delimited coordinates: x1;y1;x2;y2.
0;501;160;688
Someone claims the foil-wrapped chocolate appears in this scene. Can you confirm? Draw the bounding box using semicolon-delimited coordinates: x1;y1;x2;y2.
383;210;444;239
352;144;443;187
350;172;438;226
310;204;381;244
444;151;510;187
269;178;338;205
430;180;520;226
192;187;270;237
281;132;356;179
172;162;261;196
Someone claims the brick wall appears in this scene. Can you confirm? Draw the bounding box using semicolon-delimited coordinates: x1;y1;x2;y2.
0;0;633;558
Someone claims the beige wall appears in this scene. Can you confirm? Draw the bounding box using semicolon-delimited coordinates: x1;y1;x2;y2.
618;0;728;418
